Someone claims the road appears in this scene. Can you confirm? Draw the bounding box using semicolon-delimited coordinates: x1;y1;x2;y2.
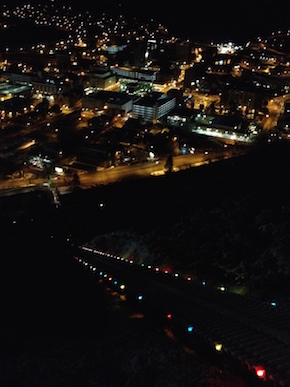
262;97;285;131
0;146;247;193
77;246;290;387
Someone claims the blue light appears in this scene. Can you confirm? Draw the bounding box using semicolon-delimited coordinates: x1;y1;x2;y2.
137;295;143;301
187;326;194;333
271;302;277;307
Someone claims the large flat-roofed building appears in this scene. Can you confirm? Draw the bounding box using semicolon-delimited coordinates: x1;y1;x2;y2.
0;81;32;99
4;72;71;97
132;91;176;122
84;69;116;90
167;107;195;127
78;144;114;168
82;90;134;114
0;97;32;119
0;81;32;119
111;66;157;82
32;77;71;97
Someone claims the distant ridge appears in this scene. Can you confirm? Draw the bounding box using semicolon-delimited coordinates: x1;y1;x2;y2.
1;0;290;43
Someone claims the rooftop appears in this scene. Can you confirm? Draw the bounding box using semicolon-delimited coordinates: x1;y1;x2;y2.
90;90;133;105
0;82;31;96
135;91;173;107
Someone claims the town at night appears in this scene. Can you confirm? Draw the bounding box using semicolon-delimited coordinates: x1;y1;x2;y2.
1;1;290;386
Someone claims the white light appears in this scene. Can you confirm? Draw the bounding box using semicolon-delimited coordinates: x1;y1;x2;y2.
55;166;64;174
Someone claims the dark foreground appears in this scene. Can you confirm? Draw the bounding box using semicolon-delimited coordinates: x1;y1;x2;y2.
1;140;290;386
1;219;249;386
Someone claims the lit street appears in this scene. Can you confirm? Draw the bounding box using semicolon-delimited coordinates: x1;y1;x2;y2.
0;146;247;193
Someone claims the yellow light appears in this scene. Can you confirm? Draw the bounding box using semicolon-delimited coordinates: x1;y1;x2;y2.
215;343;223;352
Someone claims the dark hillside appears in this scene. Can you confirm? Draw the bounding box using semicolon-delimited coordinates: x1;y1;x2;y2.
1;140;290;386
60;140;290;301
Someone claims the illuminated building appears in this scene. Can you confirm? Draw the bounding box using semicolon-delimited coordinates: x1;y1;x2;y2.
82;90;133;114
111;66;158;82
132;91;176;122
84;69;116;90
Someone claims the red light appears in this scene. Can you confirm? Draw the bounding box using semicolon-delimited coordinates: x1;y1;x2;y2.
255;366;266;379
167;313;172;319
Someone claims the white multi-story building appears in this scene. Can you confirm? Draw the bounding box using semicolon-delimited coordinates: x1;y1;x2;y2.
132;91;176;122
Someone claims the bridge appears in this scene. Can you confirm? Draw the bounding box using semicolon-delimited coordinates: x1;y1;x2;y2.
75;245;290;387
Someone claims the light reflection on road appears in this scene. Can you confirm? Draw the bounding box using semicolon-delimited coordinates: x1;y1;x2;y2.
0;147;247;193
